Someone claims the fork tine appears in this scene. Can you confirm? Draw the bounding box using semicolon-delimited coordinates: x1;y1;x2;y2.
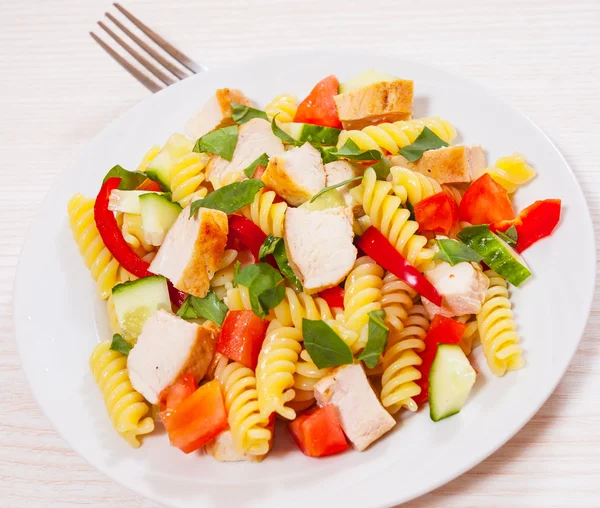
98;21;176;86
113;3;204;74
90;32;163;93
106;13;188;81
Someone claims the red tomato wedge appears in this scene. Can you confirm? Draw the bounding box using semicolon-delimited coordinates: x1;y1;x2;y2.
253;164;267;180
491;199;561;253
288;405;348;457
162;380;228;454
294;75;343;129
413;315;466;405
136;178;162;192
414;191;459;235
318;286;345;309
459;174;516;225
217;310;269;370
159;374;197;414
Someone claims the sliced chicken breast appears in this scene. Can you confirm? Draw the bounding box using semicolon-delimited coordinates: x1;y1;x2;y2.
314;363;395;451
334;79;414;130
185;88;252;140
149;206;228;298
206;118;285;189
284;207;357;294
422;261;490;318
127;309;219;404
206;430;264;462
262;143;326;206
390;145;486;184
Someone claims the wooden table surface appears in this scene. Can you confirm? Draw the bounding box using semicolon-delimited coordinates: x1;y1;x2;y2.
1;0;599;506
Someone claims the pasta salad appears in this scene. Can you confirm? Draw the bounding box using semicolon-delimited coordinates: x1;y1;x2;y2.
68;70;561;459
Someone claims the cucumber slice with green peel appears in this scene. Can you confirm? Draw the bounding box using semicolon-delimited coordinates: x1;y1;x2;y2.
429;344;476;422
338;69;399;94
108;190;158;214
300;188;346;211
457;225;531;286
281;122;341;145
139;193;182;246
145;134;195;191
112;276;171;339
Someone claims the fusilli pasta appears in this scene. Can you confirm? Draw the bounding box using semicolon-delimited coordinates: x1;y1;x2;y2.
136;145;160;172
241;188;288;238
118;212;155;257
256;320;303;420
213;358;272;455
170;152;210;207
390;166;442;205
484;153;536;193
265;94;298;123
457;314;479;356
338;117;457;155
272;287;333;329
211;249;239;300
107;294;122;335
477;270;524;376
350;168;434;269
224;284;252;311
68;194;121;299
381;304;429;413
89;340;154;447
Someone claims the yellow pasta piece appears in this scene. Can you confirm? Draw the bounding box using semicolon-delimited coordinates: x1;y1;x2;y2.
265;94;298;123
241;188;288;238
484;153;536;193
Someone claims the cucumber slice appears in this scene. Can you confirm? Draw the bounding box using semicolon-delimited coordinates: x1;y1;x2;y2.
457;225;531;286
108;190;158;214
300;188;346;211
281;122;341;146
112;276;171;338
139;193;182;246
429;344;476;422
145;134;195;191
338;70;399;94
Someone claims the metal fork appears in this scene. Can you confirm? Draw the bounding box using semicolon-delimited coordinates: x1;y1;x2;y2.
90;3;204;93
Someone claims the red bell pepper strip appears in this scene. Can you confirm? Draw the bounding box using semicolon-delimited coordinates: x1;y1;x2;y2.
217;310;269;370
356;227;442;307
459;174;516;225
94;177;152;278
294;75;343;129
288;405;348;457
227;215;267;262
137;178;162;191
491;199;561;253
413;315;466;405
318;286;345;309
162;379;228;454
414;190;459;235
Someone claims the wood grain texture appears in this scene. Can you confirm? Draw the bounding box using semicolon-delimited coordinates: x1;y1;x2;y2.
1;0;599;506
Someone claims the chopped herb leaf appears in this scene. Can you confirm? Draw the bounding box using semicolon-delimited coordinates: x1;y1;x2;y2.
303;319;354;369
243;153;269;179
231;103;268;124
234;263;285;317
193;125;238;161
110;334;132;356
398;127;448;162
309;176;364;203
271;115;301;146
102;165;147;190
434;238;483;266
358;310;389;368
177;290;228;326
189;179;264;217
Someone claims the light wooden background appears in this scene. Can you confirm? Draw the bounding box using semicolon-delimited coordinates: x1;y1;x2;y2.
1;0;599;506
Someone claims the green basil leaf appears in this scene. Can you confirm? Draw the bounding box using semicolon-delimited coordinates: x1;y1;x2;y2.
189;179;264;217
309;176;364;203
193;125;238;161
315;145;339;164
234;263;285;317
370;156;392;180
258;235;280;260
329;138;382;162
302;319;354;369
433;238;483;266
176;291;228;326
398;126;449;162
232;103;268;124
233;261;241;283
496;225;519;247
110;334;132;356
358;310;389;368
271;115;301;146
102;165;147;190
243;153;269;179
405;200;416;221
273;238;303;291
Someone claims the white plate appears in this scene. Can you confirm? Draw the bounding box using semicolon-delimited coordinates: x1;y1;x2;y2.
14;52;595;508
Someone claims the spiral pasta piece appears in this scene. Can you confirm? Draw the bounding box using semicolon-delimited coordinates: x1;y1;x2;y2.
265;94;298;123
241;188;288;238
256;320;303;420
350;168;434;269
118;212;155;257
107;294;122;335
380;272;416;333
483;153;536;193
338;117;457;155
211;249;239;300
343;257;384;347
381;304;429;414
272;287;333;329
457;314;479;356
390;166;442;205
224;284;252;311
214;359;272;455
68;194;121;300
89;340;154;447
477;270;524;376
170;152;210;207
136;145;160;172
